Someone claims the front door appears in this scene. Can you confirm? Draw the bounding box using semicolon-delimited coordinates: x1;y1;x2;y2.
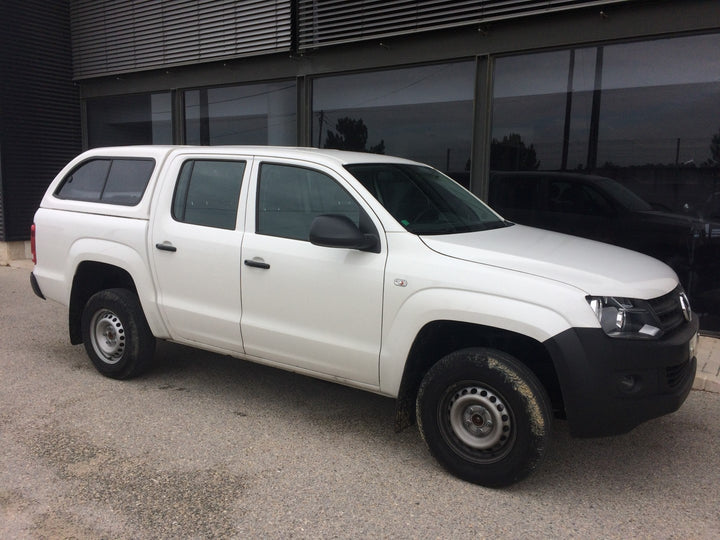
240;160;386;386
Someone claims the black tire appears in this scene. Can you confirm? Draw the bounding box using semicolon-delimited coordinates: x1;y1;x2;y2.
416;348;551;487
81;288;156;379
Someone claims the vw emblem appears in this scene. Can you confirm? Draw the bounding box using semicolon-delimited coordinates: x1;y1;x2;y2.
679;292;692;322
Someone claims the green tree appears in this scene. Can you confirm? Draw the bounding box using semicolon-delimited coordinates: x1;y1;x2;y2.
490;133;540;171
324;117;385;154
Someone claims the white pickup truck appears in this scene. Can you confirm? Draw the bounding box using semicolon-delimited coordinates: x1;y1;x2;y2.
31;145;699;487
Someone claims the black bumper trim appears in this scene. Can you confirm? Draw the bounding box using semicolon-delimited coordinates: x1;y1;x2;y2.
30;272;45;300
545;317;699;438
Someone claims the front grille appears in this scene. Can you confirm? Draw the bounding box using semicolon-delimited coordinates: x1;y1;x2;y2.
666;358;692;389
648;286;685;333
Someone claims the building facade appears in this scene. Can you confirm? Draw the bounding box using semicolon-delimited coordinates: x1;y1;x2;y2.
0;0;81;260
2;0;720;327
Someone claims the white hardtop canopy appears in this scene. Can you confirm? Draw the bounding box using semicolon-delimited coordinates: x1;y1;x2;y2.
81;145;422;168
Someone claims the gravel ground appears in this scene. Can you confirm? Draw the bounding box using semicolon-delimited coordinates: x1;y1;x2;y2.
2;265;719;538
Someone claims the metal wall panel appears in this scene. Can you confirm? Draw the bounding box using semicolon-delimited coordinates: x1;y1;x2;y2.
0;0;81;241
297;0;635;49
70;0;293;79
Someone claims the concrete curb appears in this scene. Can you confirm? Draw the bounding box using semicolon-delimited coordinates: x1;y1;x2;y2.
693;336;720;393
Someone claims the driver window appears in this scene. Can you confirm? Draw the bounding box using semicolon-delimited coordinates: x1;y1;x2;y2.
548;180;614;216
257;163;361;241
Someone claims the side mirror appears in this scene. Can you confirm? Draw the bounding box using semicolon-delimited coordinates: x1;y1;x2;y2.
309;214;379;252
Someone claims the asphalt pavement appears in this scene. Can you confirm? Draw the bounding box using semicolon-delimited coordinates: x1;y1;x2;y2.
2;264;719;538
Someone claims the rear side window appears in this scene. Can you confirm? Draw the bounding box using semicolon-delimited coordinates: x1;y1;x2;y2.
172;160;246;230
55;158;155;206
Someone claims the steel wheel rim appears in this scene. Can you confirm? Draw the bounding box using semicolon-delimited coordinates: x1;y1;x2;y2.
90;309;126;365
440;384;515;464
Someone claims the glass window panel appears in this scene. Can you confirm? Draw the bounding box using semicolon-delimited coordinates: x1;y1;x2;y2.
597;36;720;211
601;34;720;90
101;159;155;205
172;160;246;230
312;62;474;181
492;49;598;171
257;163;361;241
184;82;296;146
55;159;110;201
151;94;173;144
87;93;172;147
546;179;615;217
54;158;154;206
487;173;541;212
346;163;505;235
490;33;720;330
493;51;573;98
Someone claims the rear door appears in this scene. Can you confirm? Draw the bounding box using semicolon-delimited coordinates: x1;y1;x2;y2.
150;153;251;352
240;159;386;386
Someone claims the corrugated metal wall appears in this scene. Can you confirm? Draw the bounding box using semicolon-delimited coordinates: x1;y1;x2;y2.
69;0;635;79
0;0;81;242
297;0;634;49
70;0;293;79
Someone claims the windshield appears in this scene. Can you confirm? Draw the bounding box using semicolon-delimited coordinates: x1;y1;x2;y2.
345;163;509;235
595;177;652;212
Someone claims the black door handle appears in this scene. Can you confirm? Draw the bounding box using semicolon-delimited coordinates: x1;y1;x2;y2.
155;242;177;252
244;259;270;269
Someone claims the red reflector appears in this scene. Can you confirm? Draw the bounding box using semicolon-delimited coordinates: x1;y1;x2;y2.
31;223;37;264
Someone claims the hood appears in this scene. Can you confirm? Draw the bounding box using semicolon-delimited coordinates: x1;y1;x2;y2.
420;224;678;299
636;210;720;240
635;209;704;229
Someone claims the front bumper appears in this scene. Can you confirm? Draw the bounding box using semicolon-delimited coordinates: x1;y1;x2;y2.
545;317;699;437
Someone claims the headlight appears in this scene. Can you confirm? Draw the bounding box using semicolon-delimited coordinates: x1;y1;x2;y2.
586;296;662;339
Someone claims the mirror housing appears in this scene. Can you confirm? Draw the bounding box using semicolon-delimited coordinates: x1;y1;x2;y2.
309;214;379;252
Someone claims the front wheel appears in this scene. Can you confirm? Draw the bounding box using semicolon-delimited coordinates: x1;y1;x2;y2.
81;288;155;379
416;348;551;487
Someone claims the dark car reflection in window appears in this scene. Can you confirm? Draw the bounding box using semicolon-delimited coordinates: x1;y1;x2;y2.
489;172;720;332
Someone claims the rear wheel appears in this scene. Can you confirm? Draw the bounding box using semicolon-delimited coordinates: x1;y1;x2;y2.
416;348;551;487
81;288;155;379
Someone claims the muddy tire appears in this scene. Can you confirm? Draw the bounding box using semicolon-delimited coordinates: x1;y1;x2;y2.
81;288;155;379
416;348;551;487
